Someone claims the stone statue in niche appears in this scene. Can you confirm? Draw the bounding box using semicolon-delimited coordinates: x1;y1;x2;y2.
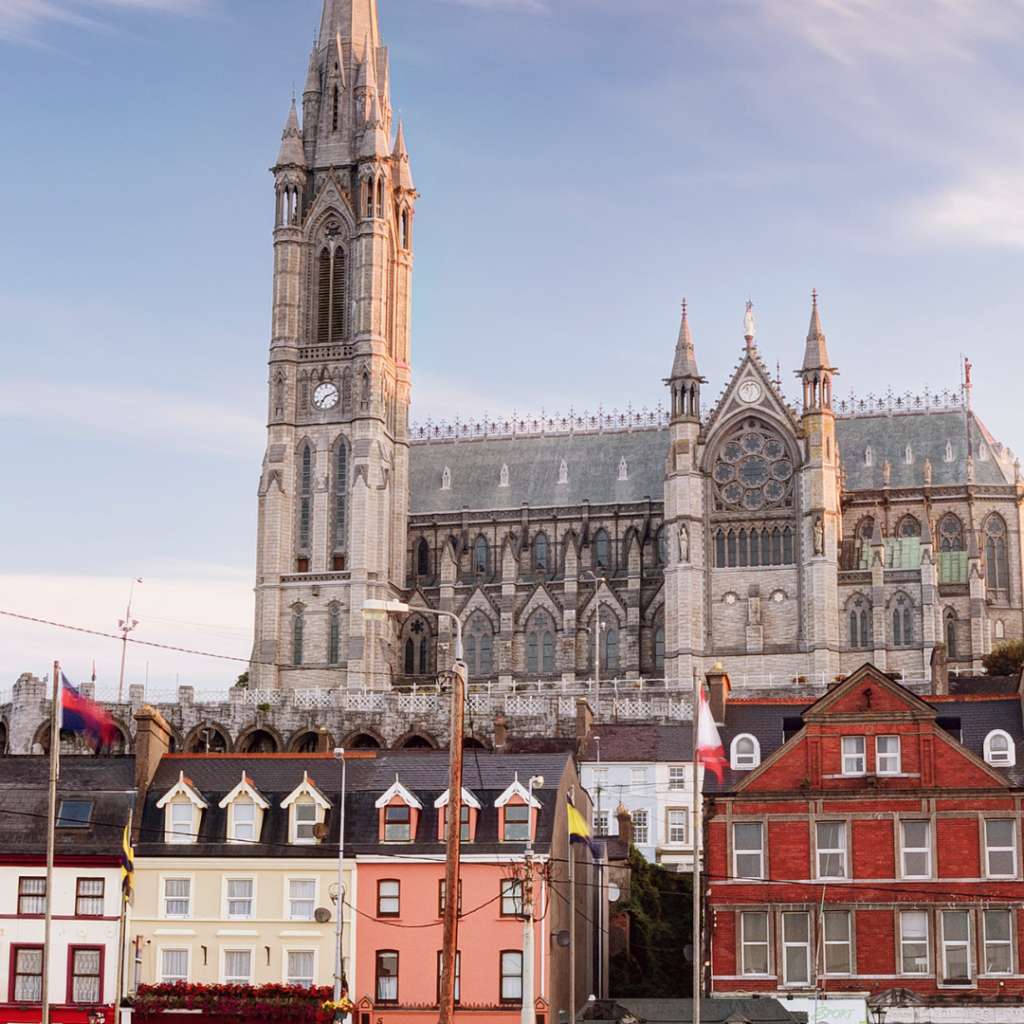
813;516;824;556
923;458;932;485
966;455;975;482
678;523;689;563
882;460;891;486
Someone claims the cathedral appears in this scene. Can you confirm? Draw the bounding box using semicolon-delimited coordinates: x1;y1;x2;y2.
248;0;1024;700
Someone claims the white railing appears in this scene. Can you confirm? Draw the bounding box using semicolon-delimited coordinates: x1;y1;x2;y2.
558;697;577;716
243;689;286;707
505;695;546;716
294;688;333;709
467;694;492;714
668;699;694;719
615;699;655;719
344;691;388;712
731;672;829;688
398;692;439;713
193;689;232;703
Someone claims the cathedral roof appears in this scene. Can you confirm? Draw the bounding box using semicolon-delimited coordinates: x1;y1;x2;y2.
836;409;1013;490
408;429;667;515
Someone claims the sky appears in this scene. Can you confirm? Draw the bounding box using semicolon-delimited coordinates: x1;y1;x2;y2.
2;0;1024;692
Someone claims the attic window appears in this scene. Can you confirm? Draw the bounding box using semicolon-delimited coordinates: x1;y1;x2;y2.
441;466;451;490
57;801;92;828
375;777;423;843
985;730;1016;767
157;771;209;845
500;463;509;487
618;456;628;481
218;772;270;845
281;772;331;845
385;805;410;841
495;777;541;842
558;459;568;485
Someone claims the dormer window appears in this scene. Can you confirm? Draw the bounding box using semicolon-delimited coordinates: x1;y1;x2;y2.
281;772;331;845
434;788;482;842
495;777;542;843
985;730;1016;767
218;772;270;845
375;777;422;843
156;772;209;845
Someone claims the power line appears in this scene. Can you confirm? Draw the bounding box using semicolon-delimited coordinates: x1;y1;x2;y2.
0;609;249;663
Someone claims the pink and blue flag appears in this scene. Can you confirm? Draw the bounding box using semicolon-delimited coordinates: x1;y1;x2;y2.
60;674;119;751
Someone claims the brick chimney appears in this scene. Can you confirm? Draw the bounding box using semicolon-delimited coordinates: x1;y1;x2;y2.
931;643;949;695
494;716;507;753
575;698;594;757
134;705;173;799
706;663;731;725
616;803;632;845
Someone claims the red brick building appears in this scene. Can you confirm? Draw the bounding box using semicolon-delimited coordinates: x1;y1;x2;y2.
706;663;1024;1022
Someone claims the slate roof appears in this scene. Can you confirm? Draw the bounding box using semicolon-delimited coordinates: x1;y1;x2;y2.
949;674;1020;695
579;724;692;763
836;410;1013;490
0;755;136;855
408;431;667;514
580;997;804;1024
708;690;1024;793
407;409;1014;516
137;749;575;859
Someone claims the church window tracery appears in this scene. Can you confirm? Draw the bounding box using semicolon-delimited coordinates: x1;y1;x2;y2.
465;616;494;678
848;596;871;649
334;440;347;565
534;533;548;571
298;443;312;557
939;514;963;551
715;526;793;567
595;530;610;569
474;537;488;574
892;595;913;646
985;514;1008;597
293;614;304;666
712;420;794;513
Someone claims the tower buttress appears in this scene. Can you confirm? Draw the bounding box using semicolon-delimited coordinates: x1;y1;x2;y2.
795;291;841;679
663;301;707;687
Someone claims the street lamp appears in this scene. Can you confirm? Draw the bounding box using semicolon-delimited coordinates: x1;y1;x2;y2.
868;1006;887;1024
118;578;143;702
361;600;465;1024
579;573;607;687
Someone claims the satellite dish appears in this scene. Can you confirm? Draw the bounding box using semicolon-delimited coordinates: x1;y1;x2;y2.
314;907;332;923
312;822;330;839
555;929;571;948
607;884;621;903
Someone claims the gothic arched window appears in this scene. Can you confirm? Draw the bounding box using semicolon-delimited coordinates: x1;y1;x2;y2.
404;639;415;675
466;616;494;677
334;441;347;566
298;443;312;552
527;633;538;675
416;538;430;577
985;515;1008;596
898;516;921;538
474;537;488;574
465;635;476;674
654;626;665;670
329;612;340;665
945;611;956;657
892;596;913;646
542;632;555;673
595;530;610;569
657;528;666;566
293;615;304;666
716;530;726;568
783;526;793;564
316;247;347;344
939;514;964;552
535;533;548;571
603;629;619;675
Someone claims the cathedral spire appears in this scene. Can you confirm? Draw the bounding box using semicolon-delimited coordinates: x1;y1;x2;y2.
802;289;832;371
796;290;838;412
319;0;379;56
666;299;705;423
392;120;414;191
671;299;699;379
275;99;306;167
303;43;321;98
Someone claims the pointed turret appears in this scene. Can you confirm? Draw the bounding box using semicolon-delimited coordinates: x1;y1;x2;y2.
665;300;705;423
303;44;321;99
392;120;414;191
359;84;389;160
275;100;306;168
796;290;838;412
356;35;376;93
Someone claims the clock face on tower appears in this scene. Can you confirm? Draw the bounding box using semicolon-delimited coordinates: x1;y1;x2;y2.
312;382;340;410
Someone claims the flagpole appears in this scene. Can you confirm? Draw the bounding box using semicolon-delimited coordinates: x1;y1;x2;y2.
115;812;133;1024
42;661;60;1024
568;785;576;1024
692;671;701;1024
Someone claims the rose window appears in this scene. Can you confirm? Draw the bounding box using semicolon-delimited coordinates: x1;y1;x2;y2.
713;422;794;512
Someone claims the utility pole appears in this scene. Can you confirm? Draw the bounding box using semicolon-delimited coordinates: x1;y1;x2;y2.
118;578;142;702
521;775;544;1024
42;660;60;1024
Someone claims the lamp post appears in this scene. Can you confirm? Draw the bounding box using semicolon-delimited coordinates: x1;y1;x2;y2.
362;600;465;1024
868;1005;888;1024
332;746;347;1018
580;573;606;689
521;775;544;1024
118;577;143;702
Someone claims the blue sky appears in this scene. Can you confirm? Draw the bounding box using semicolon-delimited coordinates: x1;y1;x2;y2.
2;0;1024;690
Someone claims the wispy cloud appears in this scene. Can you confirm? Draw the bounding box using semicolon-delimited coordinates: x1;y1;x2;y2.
0;377;264;458
910;167;1024;247
0;0;201;43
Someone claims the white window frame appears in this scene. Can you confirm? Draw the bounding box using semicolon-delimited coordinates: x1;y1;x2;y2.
876;735;901;775
730;734;761;770
733;822;764;879
224;877;255;919
985;819;1017;878
901;820;932;878
822;910;852;976
631;808;649;845
221;946;254;985
161;876;193;919
984;730;1016;767
158;947;190;984
668;766;687;790
591;767;608;790
983;909;1013;975
218;773;270;845
900;910;930;975
667;809;688;845
286;877;317;920
816;821;847;878
740;911;770;976
630;767;647;793
156;772;208;845
841;736;865;776
940;910;971;986
782;911;811;987
166;799;197;845
282;773;331;845
285;949;317;988
593;810;609;837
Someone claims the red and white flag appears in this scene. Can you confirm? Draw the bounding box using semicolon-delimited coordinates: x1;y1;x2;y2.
696;685;727;784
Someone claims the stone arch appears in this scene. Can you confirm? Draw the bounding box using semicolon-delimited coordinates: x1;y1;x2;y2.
844;592;873;649
32;718;129;756
0;717;7;755
395;730;438;749
288;728;334;753
895;514;921;538
184;722;232;754
235;724;283;754
463;733;490;750
341;728;384;749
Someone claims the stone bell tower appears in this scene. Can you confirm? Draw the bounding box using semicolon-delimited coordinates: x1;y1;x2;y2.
250;0;416;690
